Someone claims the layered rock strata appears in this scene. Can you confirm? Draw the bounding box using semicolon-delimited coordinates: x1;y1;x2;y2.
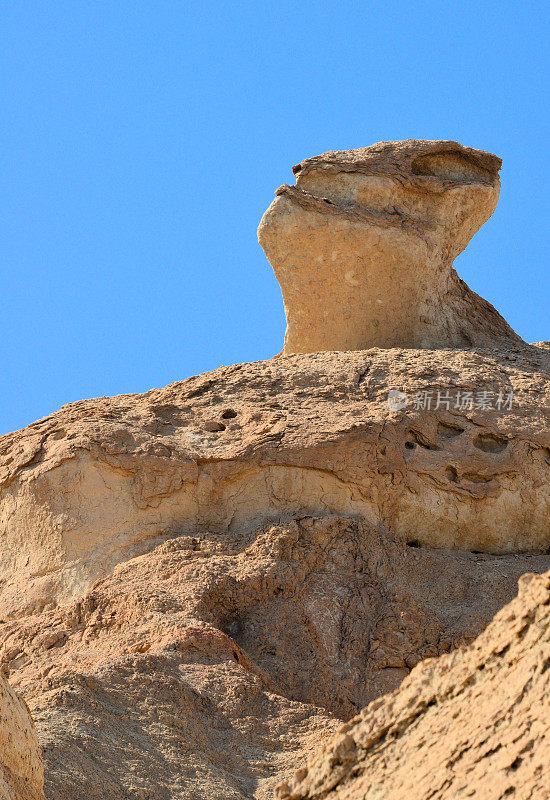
1;347;549;616
258;140;523;354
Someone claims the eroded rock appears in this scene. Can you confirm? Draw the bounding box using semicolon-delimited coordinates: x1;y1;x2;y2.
0;348;549;615
278;568;550;800
2;516;548;799
258;140;523;353
0;673;44;800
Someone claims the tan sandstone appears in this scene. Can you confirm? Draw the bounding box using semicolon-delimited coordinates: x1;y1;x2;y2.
2;516;549;798
0;673;44;800
0;346;548;797
0;140;548;799
1;346;549;617
278;568;550;800
258;140;523;354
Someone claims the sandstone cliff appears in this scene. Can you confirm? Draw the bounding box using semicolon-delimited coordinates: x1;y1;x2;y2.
2;515;549;798
1;347;549;620
0;346;549;798
0;142;548;799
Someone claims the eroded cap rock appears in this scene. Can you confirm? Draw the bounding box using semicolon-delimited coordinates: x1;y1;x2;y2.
258;139;523;354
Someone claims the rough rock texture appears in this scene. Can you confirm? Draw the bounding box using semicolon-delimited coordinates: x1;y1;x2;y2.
0;344;548;797
258;140;524;354
278;568;550;800
0;145;548;797
0;673;44;800
1;347;549;616
2;516;549;799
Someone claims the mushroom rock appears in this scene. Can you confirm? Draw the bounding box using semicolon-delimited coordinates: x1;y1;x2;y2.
258;139;524;354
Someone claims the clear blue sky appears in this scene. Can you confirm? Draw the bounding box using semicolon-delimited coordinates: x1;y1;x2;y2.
1;1;548;435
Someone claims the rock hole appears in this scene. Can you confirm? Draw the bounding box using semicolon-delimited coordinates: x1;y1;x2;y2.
463;472;492;484
406;540;420;548
405;441;416;450
151;404;190;425
445;466;459;482
225;619;242;637
408;430;440;451
437;422;465;439
221;409;238;419
473;433;508;453
411;151;492;182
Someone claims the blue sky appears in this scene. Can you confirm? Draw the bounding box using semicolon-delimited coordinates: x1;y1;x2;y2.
1;1;548;435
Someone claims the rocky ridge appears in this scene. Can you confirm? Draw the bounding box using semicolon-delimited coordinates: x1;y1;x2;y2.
0;345;549;798
1;346;549;618
278;568;550;800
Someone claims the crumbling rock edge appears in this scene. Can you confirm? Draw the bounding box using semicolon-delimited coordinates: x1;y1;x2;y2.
278;567;550;800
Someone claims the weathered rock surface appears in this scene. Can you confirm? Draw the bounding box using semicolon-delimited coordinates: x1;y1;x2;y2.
258;140;524;354
278;568;550;800
0;139;548;798
0;345;548;797
1;346;549;616
0;673;44;800
2;516;549;799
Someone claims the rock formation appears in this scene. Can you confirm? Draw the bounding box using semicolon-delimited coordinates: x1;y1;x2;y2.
0;141;548;799
258;140;523;354
0;345;548;797
278;568;550;800
0;673;44;800
2;517;549;798
1;347;549;617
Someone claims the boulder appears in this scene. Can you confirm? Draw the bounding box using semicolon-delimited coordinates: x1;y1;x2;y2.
0;673;44;800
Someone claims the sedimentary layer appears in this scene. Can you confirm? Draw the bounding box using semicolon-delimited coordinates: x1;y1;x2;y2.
1;346;549;616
